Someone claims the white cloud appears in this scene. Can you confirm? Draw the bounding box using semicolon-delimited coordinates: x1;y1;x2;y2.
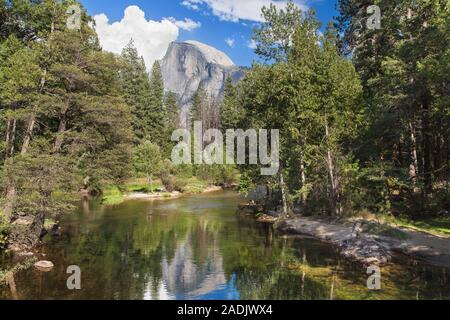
167;17;201;31
225;37;235;48
181;0;201;11
247;39;257;49
93;6;199;70
181;0;308;22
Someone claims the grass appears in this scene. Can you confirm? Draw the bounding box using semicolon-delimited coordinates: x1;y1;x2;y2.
363;222;410;240
387;215;450;238
101;185;124;205
100;177;211;205
124;178;163;193
43;218;57;229
178;176;208;194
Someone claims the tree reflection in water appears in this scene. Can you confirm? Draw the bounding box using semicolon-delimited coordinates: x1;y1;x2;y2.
1;191;450;300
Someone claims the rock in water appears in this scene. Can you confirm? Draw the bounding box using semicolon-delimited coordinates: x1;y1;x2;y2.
34;260;54;272
160;40;244;125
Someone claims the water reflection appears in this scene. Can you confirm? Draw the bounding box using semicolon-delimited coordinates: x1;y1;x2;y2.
1;191;450;300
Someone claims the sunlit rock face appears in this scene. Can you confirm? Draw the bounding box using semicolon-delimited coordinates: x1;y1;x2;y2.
160;40;244;125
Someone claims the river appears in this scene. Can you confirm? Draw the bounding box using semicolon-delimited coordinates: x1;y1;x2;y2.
1;191;449;300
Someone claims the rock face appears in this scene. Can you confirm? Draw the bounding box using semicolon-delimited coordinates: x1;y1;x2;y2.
160;40;244;125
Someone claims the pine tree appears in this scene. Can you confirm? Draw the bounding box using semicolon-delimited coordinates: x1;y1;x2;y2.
120;39;152;142
220;76;242;130
0;0;133;242
147;61;166;146
161;91;180;157
336;0;450;211
190;85;207;128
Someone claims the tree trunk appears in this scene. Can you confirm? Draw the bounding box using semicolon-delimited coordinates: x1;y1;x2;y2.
409;122;419;189
421;97;433;195
2;187;16;222
21;117;36;155
9;119;16;157
148;175;153;193
53;103;69;152
280;171;288;216
325;122;341;216
5;272;19;300
5;119;11;160
300;151;307;206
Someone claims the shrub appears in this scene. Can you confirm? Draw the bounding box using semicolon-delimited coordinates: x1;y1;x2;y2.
0;211;9;249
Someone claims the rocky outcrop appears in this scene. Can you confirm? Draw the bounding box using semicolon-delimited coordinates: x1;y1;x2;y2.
160;40;244;125
278;217;450;268
8;213;45;252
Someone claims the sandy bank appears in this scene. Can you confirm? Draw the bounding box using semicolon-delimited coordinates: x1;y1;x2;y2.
278;217;450;268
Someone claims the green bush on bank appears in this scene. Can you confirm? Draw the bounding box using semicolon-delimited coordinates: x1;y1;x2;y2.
101;185;124;205
0;210;9;249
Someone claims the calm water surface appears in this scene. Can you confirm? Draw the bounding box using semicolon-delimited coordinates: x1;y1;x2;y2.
1;191;450;300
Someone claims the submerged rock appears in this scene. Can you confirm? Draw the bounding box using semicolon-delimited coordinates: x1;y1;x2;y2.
278;217;392;266
34;260;54;272
339;237;391;265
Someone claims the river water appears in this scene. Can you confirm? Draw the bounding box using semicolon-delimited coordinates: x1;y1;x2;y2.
1;191;449;300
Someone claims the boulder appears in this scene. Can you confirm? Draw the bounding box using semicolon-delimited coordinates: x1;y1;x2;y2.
34;260;54;272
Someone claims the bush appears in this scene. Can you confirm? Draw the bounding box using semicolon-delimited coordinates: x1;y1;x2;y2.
101;185;124;205
172;164;194;179
0;211;9;249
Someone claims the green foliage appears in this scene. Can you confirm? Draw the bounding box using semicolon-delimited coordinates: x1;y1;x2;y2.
0;257;37;284
120;40;152;141
387;215;450;238
0;211;8;249
236;6;363;215
132;141;163;190
0;0;134;248
146;61;166;146
220;77;242;130
101;185;124;206
336;0;450;213
252;0;316;62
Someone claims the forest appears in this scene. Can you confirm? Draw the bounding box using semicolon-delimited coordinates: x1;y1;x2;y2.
0;0;448;253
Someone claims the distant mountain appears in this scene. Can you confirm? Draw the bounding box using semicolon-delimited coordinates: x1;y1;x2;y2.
160;40;244;124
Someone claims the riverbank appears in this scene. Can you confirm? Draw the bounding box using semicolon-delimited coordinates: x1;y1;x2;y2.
101;178;229;205
123;186;224;201
277;216;450;268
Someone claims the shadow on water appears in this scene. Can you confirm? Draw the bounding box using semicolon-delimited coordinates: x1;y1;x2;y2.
1;191;450;300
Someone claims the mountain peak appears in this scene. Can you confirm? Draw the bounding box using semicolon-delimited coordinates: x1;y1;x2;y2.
161;41;244;125
183;40;235;67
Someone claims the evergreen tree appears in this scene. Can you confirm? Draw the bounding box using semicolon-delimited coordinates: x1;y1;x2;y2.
220;76;242;130
147;61;165;146
336;0;450;213
120;39;151;142
161;91;180;157
0;1;133;246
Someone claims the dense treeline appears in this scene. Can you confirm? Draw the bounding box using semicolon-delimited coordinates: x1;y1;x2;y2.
0;0;448;250
0;0;184;249
221;0;449;218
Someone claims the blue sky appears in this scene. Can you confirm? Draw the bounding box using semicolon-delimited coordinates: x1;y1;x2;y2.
80;0;339;67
